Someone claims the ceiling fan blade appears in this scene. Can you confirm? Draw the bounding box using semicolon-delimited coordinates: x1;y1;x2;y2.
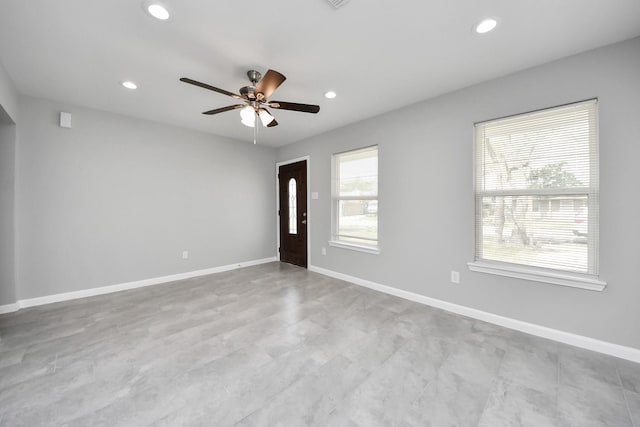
202;104;246;115
267;118;279;127
255;69;286;99
180;77;243;100
269;101;320;114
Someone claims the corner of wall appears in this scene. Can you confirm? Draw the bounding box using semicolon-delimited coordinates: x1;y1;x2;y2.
0;105;17;306
0;60;19;124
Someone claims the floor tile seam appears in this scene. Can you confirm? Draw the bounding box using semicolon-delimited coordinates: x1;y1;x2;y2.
0;320;268;385
495;368;559;399
277;314;331;338
558;376;632;412
212;293;302;315
618;362;637;427
22;330;153;364
558;356;626;389
271;323;366;363
0;376;109;425
247;317;327;356
476;347;508;425
254;341;398;426
50;383;150;427
341;331;413;382
14;325;126;354
142;311;233;336
174;349;276;392
72;333;229;378
216;306;326;350
558;365;624;402
555;346;561;417
220;359;330;425
135;334;254;373
0;360;97;402
0;353;61;388
494;376;563;416
146;306;290;344
391;345;455;426
380;336;450;390
1;325;89;345
149;358;277;420
217;307;312;335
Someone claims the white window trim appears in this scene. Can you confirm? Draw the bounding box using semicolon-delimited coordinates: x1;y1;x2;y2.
331;145;379;254
471;99;604;289
329;239;380;255
467;260;606;291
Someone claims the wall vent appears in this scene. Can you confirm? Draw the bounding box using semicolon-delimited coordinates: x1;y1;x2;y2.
326;0;351;9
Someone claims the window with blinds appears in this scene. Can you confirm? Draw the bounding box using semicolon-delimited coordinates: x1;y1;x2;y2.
474;99;599;275
331;146;379;251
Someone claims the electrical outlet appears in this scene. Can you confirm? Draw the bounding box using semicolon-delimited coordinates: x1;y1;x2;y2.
450;270;460;284
321;247;327;255
182;250;189;259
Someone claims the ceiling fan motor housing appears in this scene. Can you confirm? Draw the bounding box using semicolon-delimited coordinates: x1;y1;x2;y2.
240;85;256;100
246;70;261;85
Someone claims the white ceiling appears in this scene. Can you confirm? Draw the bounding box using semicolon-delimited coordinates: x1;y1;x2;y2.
1;0;639;147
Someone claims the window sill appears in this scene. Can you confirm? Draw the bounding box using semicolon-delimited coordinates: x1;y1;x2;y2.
329;240;380;255
467;261;607;291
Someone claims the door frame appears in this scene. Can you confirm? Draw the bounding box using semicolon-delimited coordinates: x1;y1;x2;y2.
276;155;311;268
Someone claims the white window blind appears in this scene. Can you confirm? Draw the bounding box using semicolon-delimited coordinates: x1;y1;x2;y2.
474;99;599;276
331;146;378;250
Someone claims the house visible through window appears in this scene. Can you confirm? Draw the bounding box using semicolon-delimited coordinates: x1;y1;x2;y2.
331;146;379;253
473;100;599;278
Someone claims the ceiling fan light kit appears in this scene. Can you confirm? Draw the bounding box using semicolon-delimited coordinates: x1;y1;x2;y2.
258;109;275;127
240;105;256;127
180;69;320;143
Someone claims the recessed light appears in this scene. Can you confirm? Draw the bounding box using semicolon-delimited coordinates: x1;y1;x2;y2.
475;18;498;34
147;4;170;20
324;91;337;99
122;81;138;90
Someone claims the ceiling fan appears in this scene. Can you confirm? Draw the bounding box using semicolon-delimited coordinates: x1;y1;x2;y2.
180;69;320;143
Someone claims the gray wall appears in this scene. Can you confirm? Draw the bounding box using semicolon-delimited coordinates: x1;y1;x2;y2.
0;106;16;305
15;97;277;300
0;61;18;123
277;37;640;349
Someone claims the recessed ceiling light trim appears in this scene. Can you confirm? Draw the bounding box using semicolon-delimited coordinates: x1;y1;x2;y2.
122;81;138;90
474;17;499;34
324;91;337;99
326;0;351;9
143;1;171;20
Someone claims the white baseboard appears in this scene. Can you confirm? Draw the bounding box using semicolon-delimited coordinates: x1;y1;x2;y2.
0;302;20;315
308;265;640;363
0;257;277;315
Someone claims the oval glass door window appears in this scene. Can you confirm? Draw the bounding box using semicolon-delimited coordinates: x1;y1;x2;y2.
289;178;297;234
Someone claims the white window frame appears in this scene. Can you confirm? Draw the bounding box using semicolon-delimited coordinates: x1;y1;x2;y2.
330;145;380;254
468;99;606;291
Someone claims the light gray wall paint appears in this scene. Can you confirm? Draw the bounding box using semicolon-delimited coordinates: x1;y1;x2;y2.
0;61;18;123
0;106;16;305
15;96;276;300
277;37;640;349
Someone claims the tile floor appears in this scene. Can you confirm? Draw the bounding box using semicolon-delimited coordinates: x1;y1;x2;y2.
0;262;638;426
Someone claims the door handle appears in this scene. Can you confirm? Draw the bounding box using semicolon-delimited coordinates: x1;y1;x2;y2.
301;220;307;224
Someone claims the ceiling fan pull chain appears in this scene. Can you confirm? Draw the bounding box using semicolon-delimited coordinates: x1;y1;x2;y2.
254;110;258;144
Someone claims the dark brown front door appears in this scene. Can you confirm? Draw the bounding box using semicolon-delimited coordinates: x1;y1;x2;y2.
279;160;307;268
